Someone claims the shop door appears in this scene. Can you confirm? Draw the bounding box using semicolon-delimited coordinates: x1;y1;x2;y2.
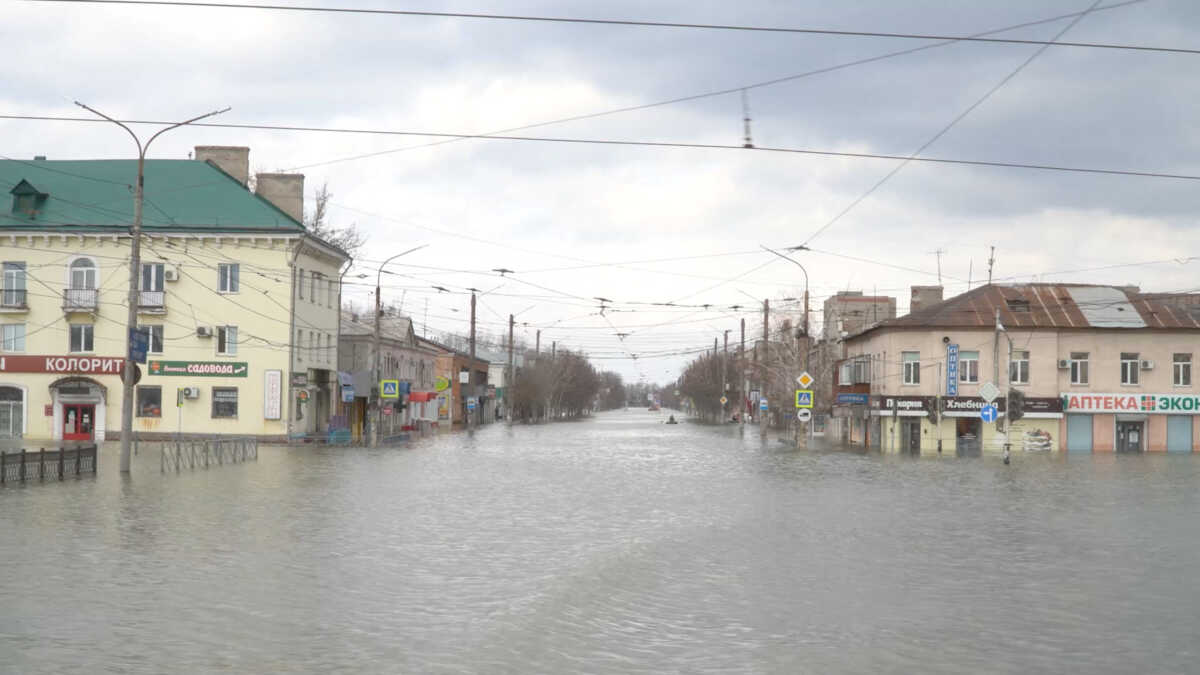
1166;416;1193;453
1116;421;1144;453
1066;415;1092;453
901;419;921;455
63;404;95;441
956;418;981;457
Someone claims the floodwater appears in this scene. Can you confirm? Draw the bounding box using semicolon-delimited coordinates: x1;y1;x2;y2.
2;410;1199;674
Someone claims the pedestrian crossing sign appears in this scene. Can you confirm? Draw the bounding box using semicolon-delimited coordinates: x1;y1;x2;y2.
380;379;400;399
795;389;813;408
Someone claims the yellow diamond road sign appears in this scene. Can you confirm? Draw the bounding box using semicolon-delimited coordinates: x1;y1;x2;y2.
719;396;728;405
797;371;814;388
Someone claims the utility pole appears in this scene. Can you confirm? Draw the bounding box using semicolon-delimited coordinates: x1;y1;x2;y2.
508;314;515;424
535;329;540;356
76;102;229;472
370;245;428;448
468;290;476;429
762;299;769;439
722;330;729;418
740;318;746;425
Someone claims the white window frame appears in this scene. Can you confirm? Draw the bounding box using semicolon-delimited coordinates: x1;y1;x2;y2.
310;272;319;304
902;352;920;386
137;324;164;354
2;262;26;306
217;325;238;356
297;267;304;299
68;257;97;290
1174;353;1192;387
1070;352;1089;385
69;324;94;353
297;329;304;362
1010;350;1030;385
140;262;165;292
218;263;240;293
959;351;980;383
1;323;25;352
1121;352;1139;386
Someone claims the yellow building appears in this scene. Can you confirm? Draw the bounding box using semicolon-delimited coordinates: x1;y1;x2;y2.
0;147;349;442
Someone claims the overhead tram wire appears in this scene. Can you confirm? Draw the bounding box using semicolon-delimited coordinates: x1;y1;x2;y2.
4;117;1199;184
798;0;1106;247
31;0;1188;56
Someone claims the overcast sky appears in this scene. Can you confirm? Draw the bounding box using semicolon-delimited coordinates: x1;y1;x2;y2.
4;0;1199;384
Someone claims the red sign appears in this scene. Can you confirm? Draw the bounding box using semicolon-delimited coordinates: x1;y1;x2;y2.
0;355;125;375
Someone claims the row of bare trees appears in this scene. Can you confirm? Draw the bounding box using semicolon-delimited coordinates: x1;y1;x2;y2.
508;349;609;422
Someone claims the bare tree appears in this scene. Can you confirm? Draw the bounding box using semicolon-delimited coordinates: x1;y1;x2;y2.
305;181;366;256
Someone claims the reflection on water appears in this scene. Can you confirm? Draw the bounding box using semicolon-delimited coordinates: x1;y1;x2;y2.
2;410;1199;673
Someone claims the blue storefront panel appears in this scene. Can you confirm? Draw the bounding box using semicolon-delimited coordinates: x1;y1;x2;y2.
1166;415;1193;453
1067;414;1093;453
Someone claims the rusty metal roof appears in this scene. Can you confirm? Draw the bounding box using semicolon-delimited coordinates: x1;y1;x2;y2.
853;284;1200;335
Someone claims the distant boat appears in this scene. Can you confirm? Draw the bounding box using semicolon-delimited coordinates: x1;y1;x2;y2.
666;415;678;424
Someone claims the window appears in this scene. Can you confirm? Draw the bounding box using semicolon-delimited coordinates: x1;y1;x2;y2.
1174;353;1192;386
69;324;93;352
297;267;304;299
217;325;238;355
212;387;238;418
1070;352;1089;385
309;330;316;362
136;386;162;418
327;279;336;307
310;272;319;304
1121;352;1139;385
0;386;23;438
902;351;920;385
1010;350;1029;384
2;262;26;307
137;324;164;354
140;262;164;291
839;362;852;384
218;263;239;293
69;258;96;289
297;329;304;362
959;351;980;383
1;324;25;352
852;356;870;384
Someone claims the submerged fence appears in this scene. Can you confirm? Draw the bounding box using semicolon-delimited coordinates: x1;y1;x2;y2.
0;445;97;483
159;437;258;473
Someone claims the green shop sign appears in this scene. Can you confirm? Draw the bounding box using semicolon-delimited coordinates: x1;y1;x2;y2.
148;360;249;377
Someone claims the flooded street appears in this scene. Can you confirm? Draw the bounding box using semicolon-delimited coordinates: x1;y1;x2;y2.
3;409;1199;674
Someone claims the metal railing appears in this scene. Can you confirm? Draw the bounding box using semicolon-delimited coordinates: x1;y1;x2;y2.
160;437;258;472
137;290;164;309
1;288;26;308
63;288;97;311
0;445;97;483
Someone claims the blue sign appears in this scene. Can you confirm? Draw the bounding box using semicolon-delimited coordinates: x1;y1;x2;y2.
380;380;400;398
836;393;869;405
129;328;149;364
341;385;355;403
759;398;769;411
946;343;959;397
467;397;477;411
980;403;998;422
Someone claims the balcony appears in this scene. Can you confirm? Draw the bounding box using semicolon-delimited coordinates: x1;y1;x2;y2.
63;288;97;313
0;288;27;313
137;290;165;314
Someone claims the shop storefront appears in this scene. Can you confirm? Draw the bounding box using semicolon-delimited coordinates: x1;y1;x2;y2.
1061;393;1200;453
870;395;934;454
0;355;123;442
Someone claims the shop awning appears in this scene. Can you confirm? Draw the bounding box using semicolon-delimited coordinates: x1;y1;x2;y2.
408;391;436;403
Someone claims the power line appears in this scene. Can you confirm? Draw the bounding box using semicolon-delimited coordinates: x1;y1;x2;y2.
5;115;1197;183
30;0;1192;56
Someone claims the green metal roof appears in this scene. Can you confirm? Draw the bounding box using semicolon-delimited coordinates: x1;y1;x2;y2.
0;158;304;232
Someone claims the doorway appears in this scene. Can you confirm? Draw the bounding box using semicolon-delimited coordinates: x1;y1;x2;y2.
900;419;921;455
1116;421;1144;453
63;404;95;441
956;418;981;457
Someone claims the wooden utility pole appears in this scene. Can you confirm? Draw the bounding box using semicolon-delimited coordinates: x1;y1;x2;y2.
740;318;746;425
508;314;515;424
762;299;769;439
535;329;540;356
468;291;476;429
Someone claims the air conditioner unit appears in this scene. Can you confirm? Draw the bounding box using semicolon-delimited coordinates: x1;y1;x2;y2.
182;387;201;399
164;266;180;282
1057;359;1071;369
195;326;213;338
1141;359;1155;370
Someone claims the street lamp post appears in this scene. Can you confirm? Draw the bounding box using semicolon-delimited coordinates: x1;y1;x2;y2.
373;244;428;448
76;102;229;473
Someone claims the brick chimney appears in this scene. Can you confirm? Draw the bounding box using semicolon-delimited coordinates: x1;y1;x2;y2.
255;173;304;224
910;285;944;313
194;146;249;186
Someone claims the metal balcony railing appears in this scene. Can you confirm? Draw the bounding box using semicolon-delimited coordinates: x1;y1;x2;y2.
138;290;165;309
63;288;97;311
0;288;26;308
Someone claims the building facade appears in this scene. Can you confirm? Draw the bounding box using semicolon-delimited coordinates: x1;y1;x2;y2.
832;284;1200;454
421;338;489;427
0;148;349;442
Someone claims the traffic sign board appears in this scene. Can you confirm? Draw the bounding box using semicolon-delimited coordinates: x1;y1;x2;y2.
129;328;149;364
719;396;728;405
979;381;1001;403
796;371;814;388
759;398;769;411
380;379;400;399
797;409;812;423
980;404;998;422
794;389;813;408
467;397;477;411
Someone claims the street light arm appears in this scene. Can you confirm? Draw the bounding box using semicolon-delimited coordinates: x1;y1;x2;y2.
75;101;142;156
376;244;430;287
145;106;231;150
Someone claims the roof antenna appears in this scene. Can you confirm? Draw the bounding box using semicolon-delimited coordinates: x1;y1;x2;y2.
931;248;944;286
968;259;973;290
741;89;754;149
